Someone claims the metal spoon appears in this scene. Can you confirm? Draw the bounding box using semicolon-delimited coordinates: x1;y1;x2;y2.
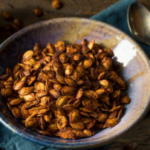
127;2;150;45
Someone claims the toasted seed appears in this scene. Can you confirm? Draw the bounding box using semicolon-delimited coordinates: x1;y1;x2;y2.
7;103;13;110
121;95;131;104
97;72;105;80
66;45;73;53
99;80;109;89
36;91;48;98
111;90;121;99
13;76;26;90
90;68;97;79
69;109;81;123
59;53;68;64
76;65;85;77
61;86;76;96
23;58;35;67
71;122;84;130
25;100;40;109
79;107;91;113
1;88;13;97
44;111;52;123
44;115;51;123
83;129;94;137
23;93;35;101
76;88;83;99
49;89;60;99
82;99;98;111
81;39;88;46
54;109;65;118
54;41;65;52
77;80;84;85
65;77;77;87
103;118;118;128
34;82;45;91
40;96;50;106
65;64;73;76
33;61;41;70
83;59;93;68
13;65;20;75
27;76;36;85
9;98;22;105
49;101;56;112
46;43;55;53
116;76;126;89
80;111;90;117
53;83;62;91
0;74;9;80
34;7;43;17
21;108;30;118
73;53;81;61
86;119;96;129
25;118;39;128
101;57;112;70
83;90;98;99
56;74;66;84
97;112;108;122
90;111;98;119
73;99;81;108
100;95;110;105
106;85;113;93
81;117;92;124
71;70;80;81
88;40;95;50
57;116;68;130
72;130;85;138
23;50;33;61
96;88;105;95
18;87;34;96
56;96;72;108
47;122;58;132
62;104;74;113
103;48;114;57
39;116;46;130
67;98;76;104
37;130;52;136
57;129;75;139
117;108;123;120
12;107;21;118
82;46;90;54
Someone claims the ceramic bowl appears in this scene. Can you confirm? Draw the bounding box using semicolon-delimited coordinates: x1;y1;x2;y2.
0;18;150;149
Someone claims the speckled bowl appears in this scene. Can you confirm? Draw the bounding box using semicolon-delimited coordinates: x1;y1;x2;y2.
0;18;150;149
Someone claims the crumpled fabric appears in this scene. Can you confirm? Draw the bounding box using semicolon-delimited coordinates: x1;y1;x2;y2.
1;0;149;150
91;0;150;58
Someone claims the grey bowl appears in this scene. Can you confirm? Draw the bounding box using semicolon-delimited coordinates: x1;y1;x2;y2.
0;18;150;149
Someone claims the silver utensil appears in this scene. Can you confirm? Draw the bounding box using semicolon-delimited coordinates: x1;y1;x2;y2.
127;2;150;45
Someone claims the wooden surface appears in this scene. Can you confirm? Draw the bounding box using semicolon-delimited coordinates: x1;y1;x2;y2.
0;0;150;150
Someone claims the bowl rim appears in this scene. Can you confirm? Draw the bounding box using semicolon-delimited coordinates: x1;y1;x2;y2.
0;17;150;149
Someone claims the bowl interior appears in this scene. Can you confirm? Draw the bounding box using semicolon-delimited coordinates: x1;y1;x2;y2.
0;18;150;149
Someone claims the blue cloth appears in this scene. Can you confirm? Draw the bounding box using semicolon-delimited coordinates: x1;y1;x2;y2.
91;0;150;58
1;0;149;150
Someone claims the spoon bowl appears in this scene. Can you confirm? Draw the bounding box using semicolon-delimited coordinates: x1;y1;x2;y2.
128;3;150;45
